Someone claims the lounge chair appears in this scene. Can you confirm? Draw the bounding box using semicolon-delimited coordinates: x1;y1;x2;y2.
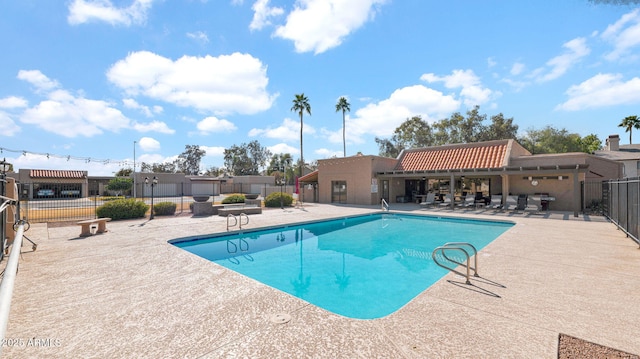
419;193;436;207
457;194;476;208
504;196;518;211
524;196;542;214
439;194;452;207
489;195;502;209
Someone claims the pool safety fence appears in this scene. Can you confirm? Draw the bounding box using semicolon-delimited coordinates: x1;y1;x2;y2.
604;177;640;246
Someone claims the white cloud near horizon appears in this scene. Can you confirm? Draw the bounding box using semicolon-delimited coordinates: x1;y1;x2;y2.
107;51;277;115
196;116;238;134
556;73;640;111
67;0;154;26
249;118;315;142
268;142;299;156
273;0;387;54
138;136;160;152
345;84;460;143
16;70;173;138
0;112;21;137
421;69;495;107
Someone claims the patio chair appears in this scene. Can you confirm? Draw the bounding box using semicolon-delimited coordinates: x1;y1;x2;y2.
489;195;502;209
419;193;436;207
457;194;476;208
439;194;452;207
524;196;542;214
504;195;518;211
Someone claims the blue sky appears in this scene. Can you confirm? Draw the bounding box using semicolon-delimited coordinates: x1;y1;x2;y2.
1;0;640;176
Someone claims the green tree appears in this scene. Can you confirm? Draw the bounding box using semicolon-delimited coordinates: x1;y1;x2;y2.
479;113;519;141
223;140;272;175
176;145;206;175
140;161;177;173
618;115;640;144
519;126;584;154
335;96;351;157
106;177;132;196
374;116;433;158
578;134;602;154
268;153;294;185
291;93;311;177
202;166;223;177
115;168;132;177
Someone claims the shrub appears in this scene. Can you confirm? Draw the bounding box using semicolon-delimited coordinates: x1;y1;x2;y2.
264;192;293;207
222;194;246;204
153;201;177;216
96;198;149;220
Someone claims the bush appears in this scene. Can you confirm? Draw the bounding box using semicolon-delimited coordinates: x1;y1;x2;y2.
264;192;293;207
96;198;149;220
222;194;246;204
153;201;177;216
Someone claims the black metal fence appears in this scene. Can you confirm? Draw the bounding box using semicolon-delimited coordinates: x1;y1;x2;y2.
604;177;640;246
16;180;294;223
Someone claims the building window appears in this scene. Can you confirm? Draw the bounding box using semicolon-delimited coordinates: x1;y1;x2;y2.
331;181;347;204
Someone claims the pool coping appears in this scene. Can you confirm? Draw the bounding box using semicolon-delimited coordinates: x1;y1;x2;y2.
3;203;639;358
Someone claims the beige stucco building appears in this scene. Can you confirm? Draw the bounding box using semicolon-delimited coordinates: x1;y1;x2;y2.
300;139;622;216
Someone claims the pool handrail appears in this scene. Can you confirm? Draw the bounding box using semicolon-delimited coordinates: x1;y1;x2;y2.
381;198;389;212
432;242;479;285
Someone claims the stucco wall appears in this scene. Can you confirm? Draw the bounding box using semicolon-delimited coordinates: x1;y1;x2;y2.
318;155;396;205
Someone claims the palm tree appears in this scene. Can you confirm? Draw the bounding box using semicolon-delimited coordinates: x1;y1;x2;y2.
618;115;640;144
335;96;351;157
291;93;311;178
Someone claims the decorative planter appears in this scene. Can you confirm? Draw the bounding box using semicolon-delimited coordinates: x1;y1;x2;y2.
193;196;210;203
245;193;260;200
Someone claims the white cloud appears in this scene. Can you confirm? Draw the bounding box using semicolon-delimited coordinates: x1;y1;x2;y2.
487;57;497;68
531;37;590;82
510;62;525;76
122;98;161;117
0;112;21;136
249;118;314;142
138;137;160;152
314;148;342;158
187;31;210;43
421;69;495;107
268;143;299;155
17;71;132;138
107;51;277;115
250;0;284;31
0;96;28;109
17;70;59;92
196;116;238;134
556;73;640;111
346;84;460;142
67;0;154;26
201;146;225;157
132;120;175;134
273;0;387;54
601;8;640;61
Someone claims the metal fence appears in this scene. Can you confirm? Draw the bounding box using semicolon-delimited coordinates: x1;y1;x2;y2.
16;180;295;223
604;177;640;246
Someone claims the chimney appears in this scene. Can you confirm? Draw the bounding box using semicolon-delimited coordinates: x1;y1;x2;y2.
606;134;620;151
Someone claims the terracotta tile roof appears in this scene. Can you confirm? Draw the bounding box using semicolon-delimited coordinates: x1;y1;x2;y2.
30;170;86;179
395;140;510;171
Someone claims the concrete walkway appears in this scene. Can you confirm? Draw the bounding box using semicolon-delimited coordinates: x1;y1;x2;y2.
3;204;639;358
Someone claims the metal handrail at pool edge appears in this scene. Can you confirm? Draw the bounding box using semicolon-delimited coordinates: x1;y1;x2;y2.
432;242;479;285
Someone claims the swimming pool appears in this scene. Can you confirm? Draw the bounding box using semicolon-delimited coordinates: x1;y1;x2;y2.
172;213;513;319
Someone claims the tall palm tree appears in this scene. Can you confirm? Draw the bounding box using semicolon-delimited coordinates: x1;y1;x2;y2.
291;93;311;178
335;96;350;157
619;115;640;144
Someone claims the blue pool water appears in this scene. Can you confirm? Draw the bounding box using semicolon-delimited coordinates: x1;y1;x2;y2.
172;213;513;319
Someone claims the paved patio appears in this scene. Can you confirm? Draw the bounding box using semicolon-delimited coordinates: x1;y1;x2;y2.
3;203;639;358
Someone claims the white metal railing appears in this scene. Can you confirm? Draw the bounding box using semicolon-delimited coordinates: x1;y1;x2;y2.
0;222;24;357
226;213;249;231
381;198;389;212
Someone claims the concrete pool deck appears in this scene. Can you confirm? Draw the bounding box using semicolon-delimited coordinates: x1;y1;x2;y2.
3;203;640;358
